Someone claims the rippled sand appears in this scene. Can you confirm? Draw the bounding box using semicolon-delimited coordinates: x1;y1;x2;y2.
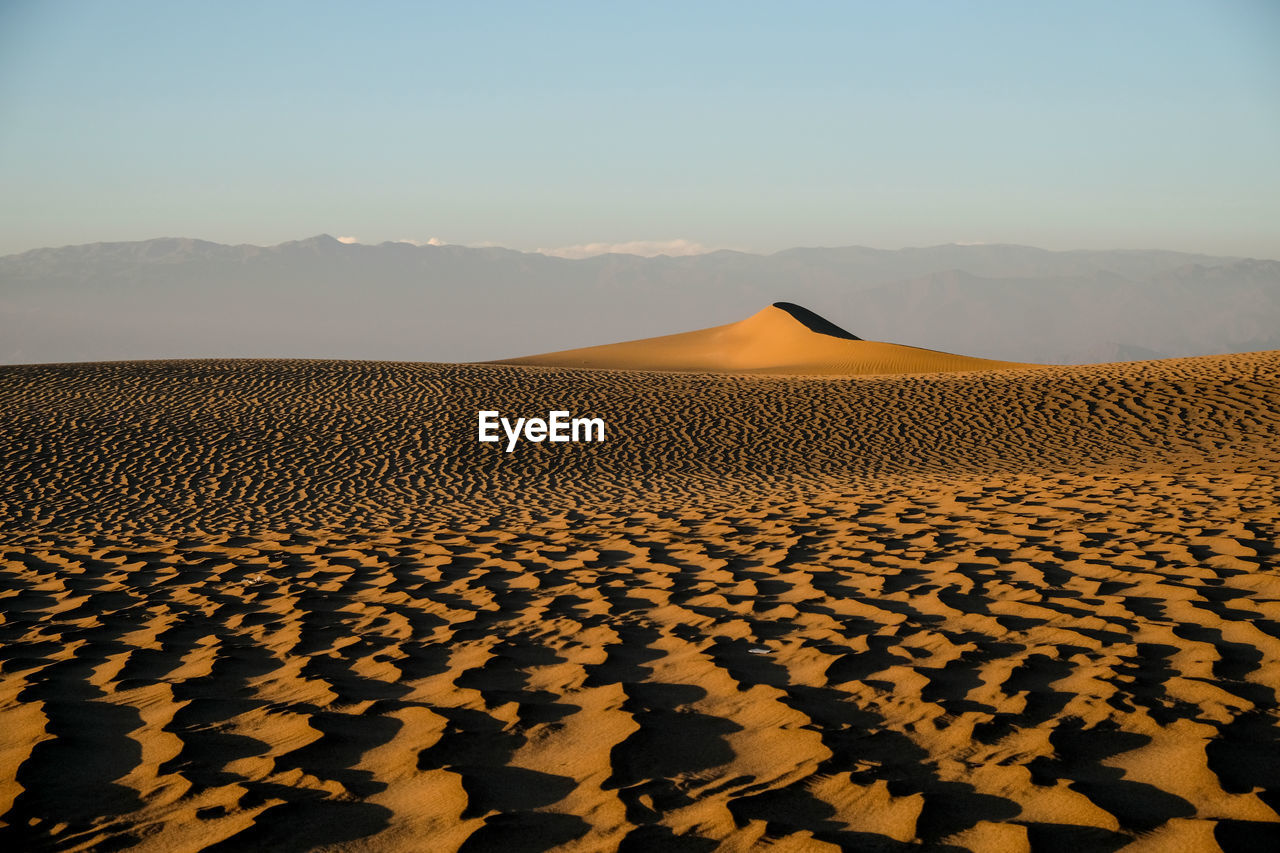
2;351;1279;851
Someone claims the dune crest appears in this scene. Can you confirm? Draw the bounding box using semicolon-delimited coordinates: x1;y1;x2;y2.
491;302;1036;375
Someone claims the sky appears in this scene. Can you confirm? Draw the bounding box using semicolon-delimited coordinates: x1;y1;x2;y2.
1;0;1278;258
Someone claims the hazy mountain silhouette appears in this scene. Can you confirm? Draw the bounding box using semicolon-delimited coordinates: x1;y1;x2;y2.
2;236;1277;364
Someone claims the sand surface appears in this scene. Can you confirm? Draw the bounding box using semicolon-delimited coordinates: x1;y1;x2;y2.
492;303;1033;374
2;349;1279;851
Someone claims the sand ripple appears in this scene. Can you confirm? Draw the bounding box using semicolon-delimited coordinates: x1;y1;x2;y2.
1;352;1279;850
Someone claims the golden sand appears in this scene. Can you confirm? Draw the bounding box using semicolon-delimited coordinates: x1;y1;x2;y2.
1;325;1278;849
492;303;1033;374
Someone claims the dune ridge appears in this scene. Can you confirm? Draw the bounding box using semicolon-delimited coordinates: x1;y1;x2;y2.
490;303;1034;375
1;349;1279;850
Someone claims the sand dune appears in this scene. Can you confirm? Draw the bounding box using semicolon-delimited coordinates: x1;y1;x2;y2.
1;345;1279;850
492;302;1034;374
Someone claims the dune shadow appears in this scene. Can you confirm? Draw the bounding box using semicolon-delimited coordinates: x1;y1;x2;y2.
772;302;862;340
1206;710;1280;815
10;697;145;832
1215;819;1280;852
708;637;791;690
458;811;591;853
604;683;742;817
273;709;401;798
1028;717;1195;832
457;765;578;817
1023;822;1130;853
728;784;920;851
417;707;527;770
618;824;720;852
202;798;392;853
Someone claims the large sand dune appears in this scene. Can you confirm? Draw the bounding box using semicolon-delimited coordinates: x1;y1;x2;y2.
492;302;1034;374
1;342;1279;849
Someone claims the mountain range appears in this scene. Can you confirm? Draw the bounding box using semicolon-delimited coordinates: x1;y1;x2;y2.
2;235;1277;365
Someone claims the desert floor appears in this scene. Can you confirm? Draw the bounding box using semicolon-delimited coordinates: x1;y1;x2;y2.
2;352;1279;851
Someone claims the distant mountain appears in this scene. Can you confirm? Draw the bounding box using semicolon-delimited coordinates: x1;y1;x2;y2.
2;235;1277;365
831;261;1280;364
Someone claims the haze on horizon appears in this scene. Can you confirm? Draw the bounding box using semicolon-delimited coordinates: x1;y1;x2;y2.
5;236;1279;366
1;0;1278;259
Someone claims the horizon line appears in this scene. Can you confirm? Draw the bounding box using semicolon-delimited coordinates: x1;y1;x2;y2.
4;233;1274;263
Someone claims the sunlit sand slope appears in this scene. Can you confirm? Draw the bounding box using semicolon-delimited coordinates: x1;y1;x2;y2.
1;350;1279;851
492;302;1034;374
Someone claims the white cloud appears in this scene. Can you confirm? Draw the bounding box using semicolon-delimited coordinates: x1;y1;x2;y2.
534;238;717;260
394;237;448;246
340;236;720;257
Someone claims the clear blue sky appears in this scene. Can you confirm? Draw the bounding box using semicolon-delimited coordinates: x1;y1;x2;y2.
2;0;1277;257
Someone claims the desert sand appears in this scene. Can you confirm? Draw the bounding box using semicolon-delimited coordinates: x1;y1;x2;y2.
1;307;1279;851
492;302;1033;374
